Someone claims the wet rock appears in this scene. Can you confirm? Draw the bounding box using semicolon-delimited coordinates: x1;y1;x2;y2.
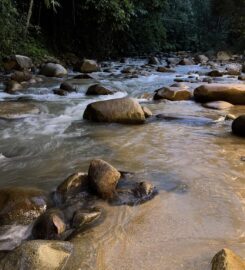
202;101;234;110
217;51;231;61
225;114;236;121
72;208;101;229
242;64;245;73
0;240;73;270
32;209;66;240
53;89;68;96
57;172;88;198
154;87;192;101
225;64;242;76
211;248;245;270
232;115;245;137
86;84;115;95
194;84;245;105
73;74;93;79
148;56;160;65
179;58;194;65
203;77;213;83
80;59;100;73
156;66;175;73
238;75;245;81
3;55;33;71
10;71;33;83
4;80;23;93
0;187;48;225
0;102;40;119
60;82;76;92
142;106;153;118
207;70;223;77
88;159;121;199
83;97;146;124
121;67;135;74
194;54;209;64
167;57;180;66
40;63;67;78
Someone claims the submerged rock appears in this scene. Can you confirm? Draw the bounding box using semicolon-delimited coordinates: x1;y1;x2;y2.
154;87;192;101
232;115;245;137
202;101;233;110
0;240;73;270
0;102;40;119
86;84;115;95
211;248;245;270
0;187;48;225
40;63;67;78
83;98;147;124
194;84;245;105
88;159;121;199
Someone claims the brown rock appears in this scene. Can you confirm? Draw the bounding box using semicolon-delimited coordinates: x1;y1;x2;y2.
211;248;245;270
154;87;192;101
142;106;153;118
83;98;146;124
32;209;66;240
232;115;245;137
217;51;231;61
4;80;23;93
88;159;121;199
86;84;115;95
80;59;100;73
0;240;73;270
207;70;223;77
156;66;175;73
10;71;32;83
179;58;194;65
3;55;33;71
202;101;233;110
194;84;245;105
40;63;67;78
0;187;48;225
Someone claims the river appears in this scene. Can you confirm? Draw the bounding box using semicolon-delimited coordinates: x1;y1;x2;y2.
0;60;244;269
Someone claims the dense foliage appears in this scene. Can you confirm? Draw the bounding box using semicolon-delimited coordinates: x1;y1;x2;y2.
0;0;244;59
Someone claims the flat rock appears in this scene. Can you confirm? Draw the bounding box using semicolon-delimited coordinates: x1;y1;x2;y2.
154;87;192;101
0;102;40;119
202;101;234;110
0;240;73;270
194;84;245;105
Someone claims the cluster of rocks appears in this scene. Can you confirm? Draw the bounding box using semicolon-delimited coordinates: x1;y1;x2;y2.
0;159;157;269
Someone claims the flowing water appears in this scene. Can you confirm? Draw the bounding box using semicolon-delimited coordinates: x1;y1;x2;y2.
0;60;245;269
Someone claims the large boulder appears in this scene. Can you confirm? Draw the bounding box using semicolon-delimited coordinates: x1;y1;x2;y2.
217;51;231;61
232;115;245;137
3;55;33;71
154;86;192;101
88;159;121;199
0;240;73;270
211;248;245;270
40;63;67;78
194;84;245;105
83;98;147;124
86;84;115;95
0;187;48;225
80;59;100;73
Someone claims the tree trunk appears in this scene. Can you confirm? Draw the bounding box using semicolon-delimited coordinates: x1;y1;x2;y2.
25;0;34;37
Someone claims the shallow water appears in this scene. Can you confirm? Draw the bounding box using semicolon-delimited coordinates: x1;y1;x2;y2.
0;61;245;269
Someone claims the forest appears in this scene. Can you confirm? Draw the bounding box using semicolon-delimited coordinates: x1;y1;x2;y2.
0;0;244;61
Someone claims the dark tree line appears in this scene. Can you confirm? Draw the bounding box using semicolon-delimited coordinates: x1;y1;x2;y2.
0;0;244;59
